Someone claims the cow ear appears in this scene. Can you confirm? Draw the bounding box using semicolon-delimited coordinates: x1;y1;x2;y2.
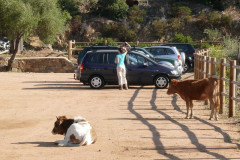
56;116;59;120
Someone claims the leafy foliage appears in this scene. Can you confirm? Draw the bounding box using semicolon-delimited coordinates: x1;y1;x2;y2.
197;11;233;30
171;4;191;19
0;0;70;70
102;24;136;41
222;34;240;61
168;18;183;33
203;28;222;41
171;33;193;43
128;6;146;31
96;0;129;20
193;0;240;10
93;37;117;46
150;20;167;41
58;0;81;16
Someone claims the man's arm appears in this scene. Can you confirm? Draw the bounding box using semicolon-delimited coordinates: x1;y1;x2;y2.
124;42;131;51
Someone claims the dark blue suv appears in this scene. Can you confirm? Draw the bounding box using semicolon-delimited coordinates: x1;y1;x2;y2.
80;50;181;89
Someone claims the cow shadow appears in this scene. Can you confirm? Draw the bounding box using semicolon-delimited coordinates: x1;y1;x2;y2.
12;141;57;147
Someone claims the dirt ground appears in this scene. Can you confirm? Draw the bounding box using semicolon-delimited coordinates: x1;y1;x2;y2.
0;72;239;160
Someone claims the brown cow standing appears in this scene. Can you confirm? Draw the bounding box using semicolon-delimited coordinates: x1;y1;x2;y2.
167;77;220;120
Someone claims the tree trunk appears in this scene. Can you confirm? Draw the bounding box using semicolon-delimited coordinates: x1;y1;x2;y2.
6;37;21;71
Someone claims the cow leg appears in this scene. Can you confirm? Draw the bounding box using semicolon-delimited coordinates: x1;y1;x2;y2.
189;100;194;119
214;103;219;121
185;101;190;119
209;98;214;120
215;108;219;121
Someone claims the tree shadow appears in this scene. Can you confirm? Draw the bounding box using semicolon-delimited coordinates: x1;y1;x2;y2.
124;88;239;159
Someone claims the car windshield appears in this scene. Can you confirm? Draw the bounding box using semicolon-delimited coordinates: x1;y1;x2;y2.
139;48;155;58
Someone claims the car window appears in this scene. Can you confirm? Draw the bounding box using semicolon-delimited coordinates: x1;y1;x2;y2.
166;48;175;55
151;48;165;56
135;50;145;55
144;48;151;52
88;53;104;64
127;54;146;66
106;53;118;64
147;60;154;66
176;45;188;52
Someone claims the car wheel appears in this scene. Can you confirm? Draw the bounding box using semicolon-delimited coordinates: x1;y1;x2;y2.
183;62;190;73
154;75;169;89
89;75;104;89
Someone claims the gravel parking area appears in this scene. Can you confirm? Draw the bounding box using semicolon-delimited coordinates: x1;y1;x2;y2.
0;72;239;160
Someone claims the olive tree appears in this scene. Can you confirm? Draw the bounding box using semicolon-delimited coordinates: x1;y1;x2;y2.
0;0;70;71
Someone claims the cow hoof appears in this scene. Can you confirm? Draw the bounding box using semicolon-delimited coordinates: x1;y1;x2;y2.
185;117;189;119
209;117;213;120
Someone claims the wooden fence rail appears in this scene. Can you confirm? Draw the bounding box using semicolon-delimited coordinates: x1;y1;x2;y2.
194;49;240;117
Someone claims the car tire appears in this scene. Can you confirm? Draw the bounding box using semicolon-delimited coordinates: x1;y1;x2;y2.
183;61;190;73
154;75;169;89
89;75;104;89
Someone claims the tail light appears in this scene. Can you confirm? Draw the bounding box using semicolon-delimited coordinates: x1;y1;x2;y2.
80;63;84;72
177;55;181;60
193;49;196;53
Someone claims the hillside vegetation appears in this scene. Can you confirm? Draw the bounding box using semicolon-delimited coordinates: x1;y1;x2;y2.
61;0;240;44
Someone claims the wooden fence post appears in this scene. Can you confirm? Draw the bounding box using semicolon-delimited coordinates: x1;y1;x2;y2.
203;56;206;78
210;57;216;76
136;41;139;46
104;40;108;45
194;54;198;79
206;56;210;78
199;55;202;79
68;40;72;60
229;60;236;117
219;58;226;114
209;57;216;109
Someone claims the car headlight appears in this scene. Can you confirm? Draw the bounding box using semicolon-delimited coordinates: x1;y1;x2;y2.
188;57;192;60
171;70;178;75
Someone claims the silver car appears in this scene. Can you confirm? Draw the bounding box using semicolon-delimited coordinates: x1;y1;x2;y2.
143;46;185;74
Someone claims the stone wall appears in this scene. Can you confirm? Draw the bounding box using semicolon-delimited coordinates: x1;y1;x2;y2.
0;57;75;73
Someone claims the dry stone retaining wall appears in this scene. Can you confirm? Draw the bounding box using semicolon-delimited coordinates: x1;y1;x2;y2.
0;57;75;73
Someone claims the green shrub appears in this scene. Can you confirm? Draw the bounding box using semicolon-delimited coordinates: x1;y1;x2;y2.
151;20;167;41
92;37;118;46
203;28;222;41
58;0;81;16
222;34;240;61
198;11;233;31
102;24;136;41
221;14;233;28
171;4;191;18
208;11;221;27
96;0;129;20
168;18;183;32
128;6;146;32
171;33;193;43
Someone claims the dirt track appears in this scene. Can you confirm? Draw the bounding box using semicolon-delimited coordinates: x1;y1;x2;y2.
0;72;239;160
